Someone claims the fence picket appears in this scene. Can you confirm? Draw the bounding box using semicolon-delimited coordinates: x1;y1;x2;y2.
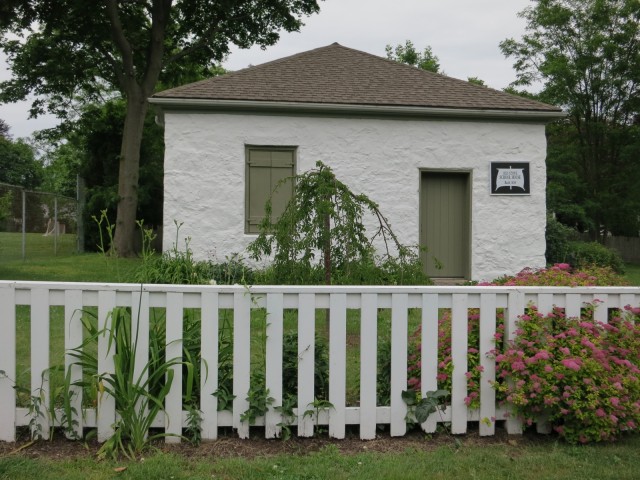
479;293;496;436
30;288;50;440
0;284;16;442
329;293;346;439
131;290;150;440
232;292;251;439
451;294;468;434
505;291;524;434
390;293;408;437
265;293;284;439
97;290;116;442
297;293;315;437
565;293;581;318
200;291;219;440
64;289;84;439
165;292;184;443
421;293;439;433
360;293;378;439
594;294;608;324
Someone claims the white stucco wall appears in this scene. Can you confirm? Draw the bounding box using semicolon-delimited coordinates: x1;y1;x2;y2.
162;111;547;281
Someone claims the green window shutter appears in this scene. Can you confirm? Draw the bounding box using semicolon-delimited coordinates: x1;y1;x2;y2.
246;148;295;233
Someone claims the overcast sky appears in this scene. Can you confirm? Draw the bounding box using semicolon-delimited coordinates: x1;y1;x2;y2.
0;0;533;139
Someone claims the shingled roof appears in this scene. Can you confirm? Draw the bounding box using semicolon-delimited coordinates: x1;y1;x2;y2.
152;43;561;115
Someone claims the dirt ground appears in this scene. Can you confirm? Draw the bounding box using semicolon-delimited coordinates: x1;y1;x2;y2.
0;425;544;461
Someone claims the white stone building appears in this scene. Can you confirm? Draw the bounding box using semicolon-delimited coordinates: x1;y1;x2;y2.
150;43;563;281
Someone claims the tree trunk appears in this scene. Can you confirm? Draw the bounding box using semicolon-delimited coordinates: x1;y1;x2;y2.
113;90;149;257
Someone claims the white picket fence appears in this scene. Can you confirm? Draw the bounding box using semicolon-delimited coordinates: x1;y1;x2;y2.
1;281;639;443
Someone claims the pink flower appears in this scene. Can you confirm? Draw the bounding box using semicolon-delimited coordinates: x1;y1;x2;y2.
561;359;581;371
512;361;526;372
595;408;605;417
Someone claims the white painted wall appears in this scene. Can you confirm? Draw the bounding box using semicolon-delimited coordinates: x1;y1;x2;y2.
162;111;547;281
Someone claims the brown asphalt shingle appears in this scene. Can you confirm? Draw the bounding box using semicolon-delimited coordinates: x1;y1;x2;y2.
153;43;560;112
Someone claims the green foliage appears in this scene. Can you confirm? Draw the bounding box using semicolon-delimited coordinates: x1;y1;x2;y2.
568;241;626;274
502;0;640;238
66;100;164;253
401;389;449;424
385;40;441;73
281;331;330;402
0;189;12;222
0;136;42;189
240;380;275;426
248;161;430;286
546;215;578;264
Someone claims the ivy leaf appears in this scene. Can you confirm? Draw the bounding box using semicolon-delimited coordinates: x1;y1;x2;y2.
415;400;438;424
401;389;417;406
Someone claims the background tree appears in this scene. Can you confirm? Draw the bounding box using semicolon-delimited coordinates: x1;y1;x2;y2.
501;0;640;240
0;134;42;189
1;0;322;256
41;99;165;251
0;119;10;139
385;40;441;73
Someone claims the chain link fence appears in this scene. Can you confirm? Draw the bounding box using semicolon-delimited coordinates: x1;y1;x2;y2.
0;182;80;261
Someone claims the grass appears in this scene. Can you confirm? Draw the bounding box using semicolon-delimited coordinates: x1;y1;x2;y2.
624;263;640;286
0;232;78;261
1;435;640;479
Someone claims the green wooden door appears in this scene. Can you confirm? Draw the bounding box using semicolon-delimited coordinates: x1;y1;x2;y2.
420;172;470;278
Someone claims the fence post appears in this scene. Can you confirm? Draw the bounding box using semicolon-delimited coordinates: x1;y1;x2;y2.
21;189;26;260
76;176;85;253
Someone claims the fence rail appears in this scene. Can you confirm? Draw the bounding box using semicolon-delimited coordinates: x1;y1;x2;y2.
1;282;639;443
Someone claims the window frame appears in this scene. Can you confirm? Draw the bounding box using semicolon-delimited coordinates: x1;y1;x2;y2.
244;145;297;234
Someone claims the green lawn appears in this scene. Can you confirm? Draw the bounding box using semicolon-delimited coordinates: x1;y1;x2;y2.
625;263;640;285
1;434;640;479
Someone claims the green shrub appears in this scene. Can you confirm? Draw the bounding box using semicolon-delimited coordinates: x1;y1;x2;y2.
568;241;625;274
546;216;578;265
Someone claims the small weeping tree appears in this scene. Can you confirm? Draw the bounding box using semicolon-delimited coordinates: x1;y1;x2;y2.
248;161;431;286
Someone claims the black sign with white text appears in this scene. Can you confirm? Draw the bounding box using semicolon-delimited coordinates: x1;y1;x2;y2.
490;162;530;195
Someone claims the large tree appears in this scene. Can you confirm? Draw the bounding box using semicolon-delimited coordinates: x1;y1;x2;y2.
0;0;321;256
501;0;640;240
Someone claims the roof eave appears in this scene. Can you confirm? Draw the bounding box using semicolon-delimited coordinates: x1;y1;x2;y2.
148;97;566;122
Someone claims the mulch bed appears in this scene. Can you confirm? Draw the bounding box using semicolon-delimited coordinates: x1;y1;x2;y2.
0;425;548;461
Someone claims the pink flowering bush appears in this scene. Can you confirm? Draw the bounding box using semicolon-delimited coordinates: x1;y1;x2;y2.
403;263;631;423
493;303;640;443
485;263;628;287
